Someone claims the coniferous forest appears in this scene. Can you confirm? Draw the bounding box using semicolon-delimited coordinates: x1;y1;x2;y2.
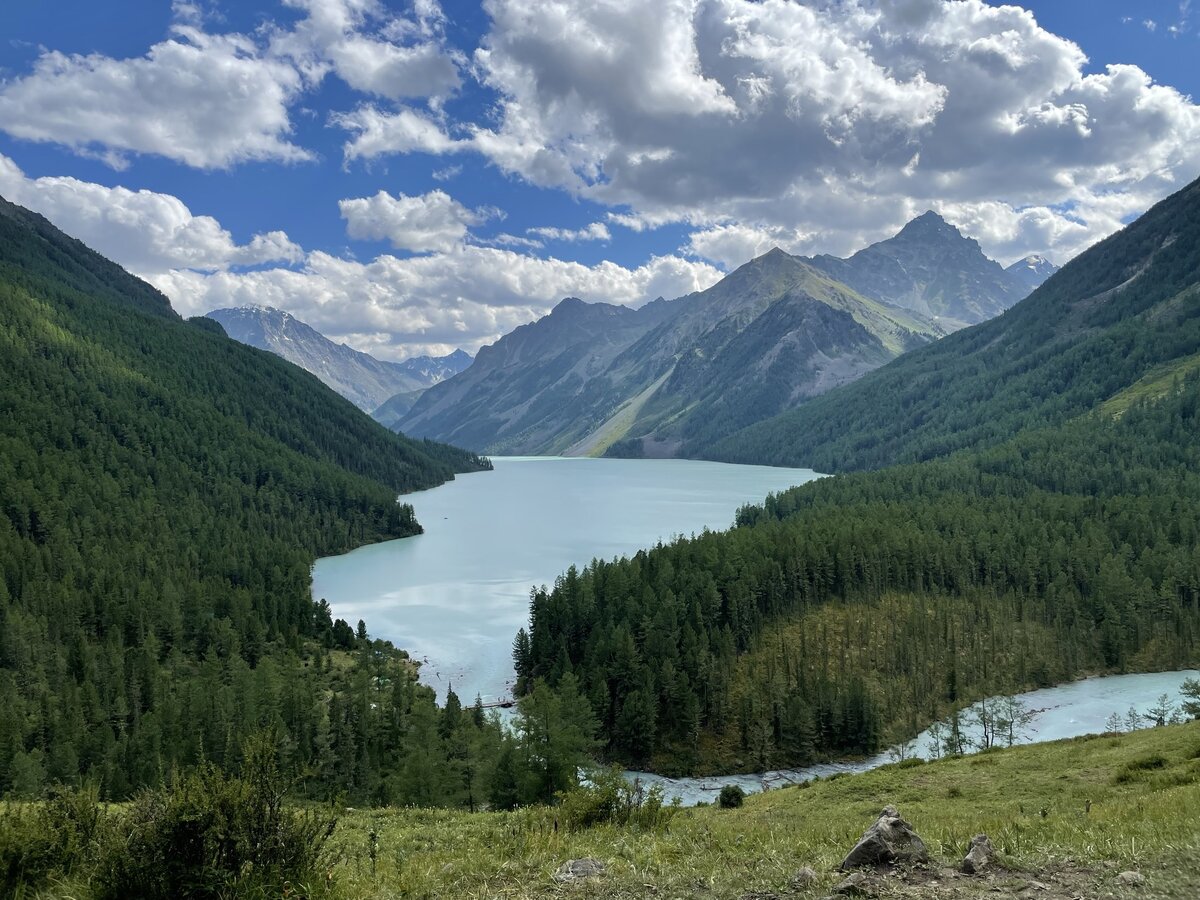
0;197;512;801
517;376;1200;772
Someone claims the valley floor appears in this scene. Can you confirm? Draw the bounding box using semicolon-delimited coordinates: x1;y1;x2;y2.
327;722;1200;899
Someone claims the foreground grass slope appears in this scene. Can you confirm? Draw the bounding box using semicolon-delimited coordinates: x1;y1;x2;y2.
328;721;1200;899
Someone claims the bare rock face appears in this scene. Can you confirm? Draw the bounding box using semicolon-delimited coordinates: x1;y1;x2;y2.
961;834;996;874
840;805;929;871
552;858;606;883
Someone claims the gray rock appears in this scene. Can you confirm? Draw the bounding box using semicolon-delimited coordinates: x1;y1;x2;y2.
552;858;606;883
790;866;820;889
1116;871;1146;886
961;833;996;874
839;805;929;870
833;871;869;895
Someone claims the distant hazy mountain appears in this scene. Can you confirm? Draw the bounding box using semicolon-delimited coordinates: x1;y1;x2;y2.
806;211;1041;326
204;306;471;413
398;248;945;456
371;389;429;430
1004;254;1059;292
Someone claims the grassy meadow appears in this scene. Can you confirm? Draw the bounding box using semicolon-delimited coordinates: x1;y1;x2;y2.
324;721;1200;900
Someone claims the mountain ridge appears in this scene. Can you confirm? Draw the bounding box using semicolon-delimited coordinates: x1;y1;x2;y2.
804;210;1052;326
398;237;949;456
205;305;471;414
398;211;1051;458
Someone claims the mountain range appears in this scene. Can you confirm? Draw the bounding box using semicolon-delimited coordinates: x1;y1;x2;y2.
704;175;1200;471
205;305;471;414
397;212;1055;456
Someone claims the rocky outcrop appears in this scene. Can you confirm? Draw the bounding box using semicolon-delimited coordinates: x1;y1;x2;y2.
840;805;929;871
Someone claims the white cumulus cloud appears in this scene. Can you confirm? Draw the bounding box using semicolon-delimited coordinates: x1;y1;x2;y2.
528;222;611;242
0;154;302;275
0;27;309;170
339;189;493;253
327;0;1200;268
157;245;722;359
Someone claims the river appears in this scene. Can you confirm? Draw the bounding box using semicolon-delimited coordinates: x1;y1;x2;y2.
312;456;822;704
629;669;1200;806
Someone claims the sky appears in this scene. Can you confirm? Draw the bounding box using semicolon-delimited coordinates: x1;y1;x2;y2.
1;0;1198;361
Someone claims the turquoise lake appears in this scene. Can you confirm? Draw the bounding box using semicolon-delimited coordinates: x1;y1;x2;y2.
312;456;822;704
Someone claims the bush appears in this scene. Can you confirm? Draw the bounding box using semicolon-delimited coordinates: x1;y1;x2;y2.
0;782;110;896
718;784;746;809
558;768;677;831
97;732;338;900
1112;753;1170;784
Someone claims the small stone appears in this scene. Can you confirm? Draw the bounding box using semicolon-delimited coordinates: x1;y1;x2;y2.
791;867;820;889
552;858;606;883
961;834;997;875
1116;871;1146;886
833;872;869;895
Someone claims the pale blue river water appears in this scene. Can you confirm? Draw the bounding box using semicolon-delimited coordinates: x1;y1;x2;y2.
630;670;1200;805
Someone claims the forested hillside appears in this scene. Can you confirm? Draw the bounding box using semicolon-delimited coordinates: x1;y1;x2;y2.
704;175;1200;472
519;372;1200;773
0;196;491;799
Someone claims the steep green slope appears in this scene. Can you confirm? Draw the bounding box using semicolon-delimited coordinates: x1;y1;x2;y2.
705;175;1200;472
0;196;489;798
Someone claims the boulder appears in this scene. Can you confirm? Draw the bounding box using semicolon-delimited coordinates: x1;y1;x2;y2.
552;858;606;883
961;834;996;875
833;871;869;895
839;805;929;870
1116;871;1146;886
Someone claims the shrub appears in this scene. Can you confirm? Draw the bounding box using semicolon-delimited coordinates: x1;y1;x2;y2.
97;732;337;900
718;784;746;809
1112;753;1170;785
558;767;677;831
0;782;110;896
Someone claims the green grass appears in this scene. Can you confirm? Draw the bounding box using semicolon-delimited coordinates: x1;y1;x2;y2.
323;722;1200;899
1099;345;1200;417
12;723;1200;899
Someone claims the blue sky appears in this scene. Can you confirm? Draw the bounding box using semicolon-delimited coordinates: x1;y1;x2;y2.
1;0;1198;360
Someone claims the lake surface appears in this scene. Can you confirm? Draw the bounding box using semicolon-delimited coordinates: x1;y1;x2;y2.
629;669;1200;806
312;457;821;703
